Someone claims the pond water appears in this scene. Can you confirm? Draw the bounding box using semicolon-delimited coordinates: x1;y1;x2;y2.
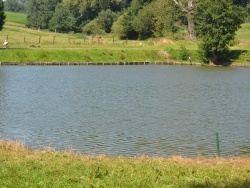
0;65;249;157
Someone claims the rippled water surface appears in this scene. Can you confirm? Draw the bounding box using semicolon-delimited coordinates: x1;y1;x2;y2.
0;65;249;157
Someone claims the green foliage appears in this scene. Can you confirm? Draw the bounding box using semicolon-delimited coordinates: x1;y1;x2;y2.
167;46;196;62
4;0;28;13
26;0;61;29
247;3;250;14
60;0;129;33
62;0;100;32
17;0;249;40
0;1;5;31
26;0;49;29
179;45;189;61
113;0;183;39
233;0;249;7
152;0;182;37
246;3;250;22
82;20;105;35
112;10;138;39
49;3;76;33
194;0;247;64
111;15;126;38
132;4;154;39
112;0;153;39
96;9;118;33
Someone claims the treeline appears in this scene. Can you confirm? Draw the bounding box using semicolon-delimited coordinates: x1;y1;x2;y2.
4;0;28;12
24;0;184;40
3;0;250;40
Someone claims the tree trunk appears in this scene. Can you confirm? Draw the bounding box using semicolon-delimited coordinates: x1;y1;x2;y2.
212;53;218;65
187;1;195;40
187;13;195;40
174;0;195;40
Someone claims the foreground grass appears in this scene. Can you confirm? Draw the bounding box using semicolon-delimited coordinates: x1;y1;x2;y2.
0;140;250;187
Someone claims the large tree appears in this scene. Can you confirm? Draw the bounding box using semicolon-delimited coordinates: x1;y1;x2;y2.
193;0;246;65
132;0;181;39
111;0;153;39
0;0;6;31
49;3;76;33
26;0;50;29
26;0;61;29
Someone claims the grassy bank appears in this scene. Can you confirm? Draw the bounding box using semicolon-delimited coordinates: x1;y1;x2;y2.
0;12;249;65
0;140;250;187
0;48;166;63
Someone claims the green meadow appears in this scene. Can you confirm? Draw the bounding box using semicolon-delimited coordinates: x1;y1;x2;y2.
0;12;249;64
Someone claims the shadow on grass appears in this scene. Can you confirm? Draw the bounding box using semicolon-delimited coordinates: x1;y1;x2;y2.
215;50;248;66
189;179;250;188
229;50;248;61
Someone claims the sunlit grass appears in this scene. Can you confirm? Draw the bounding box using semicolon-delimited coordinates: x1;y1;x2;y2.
235;23;250;41
0;140;249;187
5;11;27;24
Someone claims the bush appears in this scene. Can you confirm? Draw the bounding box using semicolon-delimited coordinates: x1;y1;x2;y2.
83;20;105;35
179;45;189;61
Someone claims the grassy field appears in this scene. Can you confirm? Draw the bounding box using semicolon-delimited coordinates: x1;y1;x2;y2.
0;12;249;64
0;140;250;187
4;11;27;25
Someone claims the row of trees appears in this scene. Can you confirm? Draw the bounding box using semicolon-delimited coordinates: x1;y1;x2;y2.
2;0;249;40
24;0;132;33
4;0;28;12
0;1;5;31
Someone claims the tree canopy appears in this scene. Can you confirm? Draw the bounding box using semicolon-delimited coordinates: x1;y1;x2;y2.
4;0;28;12
3;0;248;41
0;0;6;31
49;3;76;33
26;0;61;29
193;0;247;64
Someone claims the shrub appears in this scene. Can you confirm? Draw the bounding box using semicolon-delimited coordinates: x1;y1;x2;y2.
179;45;189;61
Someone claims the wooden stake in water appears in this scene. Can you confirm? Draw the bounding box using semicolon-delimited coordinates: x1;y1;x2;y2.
216;132;220;157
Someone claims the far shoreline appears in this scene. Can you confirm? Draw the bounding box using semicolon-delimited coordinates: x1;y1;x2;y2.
1;61;250;68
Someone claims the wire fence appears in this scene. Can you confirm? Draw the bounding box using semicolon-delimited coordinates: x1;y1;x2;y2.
0;34;152;47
